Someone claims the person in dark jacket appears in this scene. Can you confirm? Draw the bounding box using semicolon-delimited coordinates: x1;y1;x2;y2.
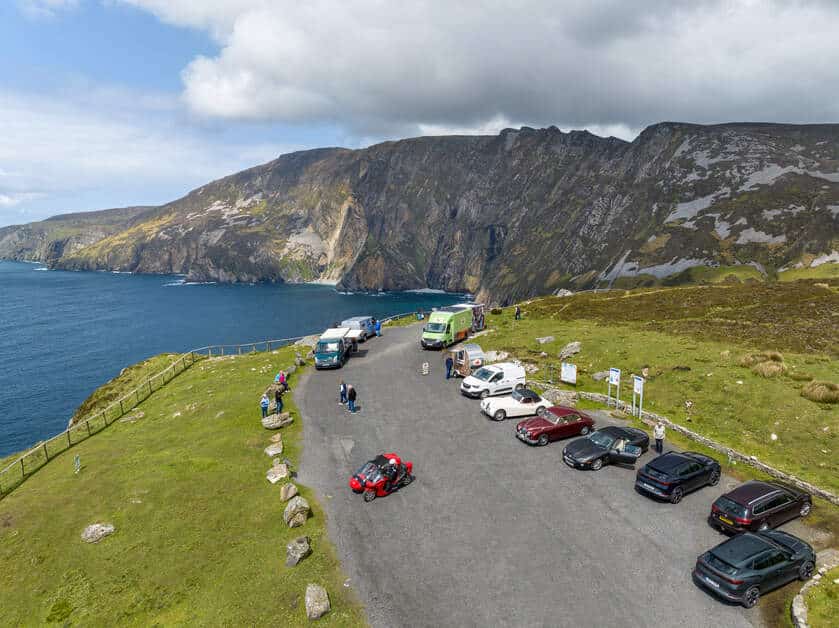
275;386;284;414
515;305;521;320
347;385;358;413
445;355;454;379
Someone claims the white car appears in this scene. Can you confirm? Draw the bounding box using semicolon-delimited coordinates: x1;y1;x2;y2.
460;362;526;399
480;388;548;421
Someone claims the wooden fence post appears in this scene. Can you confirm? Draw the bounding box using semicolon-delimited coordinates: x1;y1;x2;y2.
238;345;242;355
67;431;71;448
42;442;49;462
20;458;24;478
148;379;153;395
119;399;124;415
86;420;91;437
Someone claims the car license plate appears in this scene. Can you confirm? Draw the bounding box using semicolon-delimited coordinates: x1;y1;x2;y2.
719;516;733;525
704;576;720;589
642;483;655;492
564;456;573;465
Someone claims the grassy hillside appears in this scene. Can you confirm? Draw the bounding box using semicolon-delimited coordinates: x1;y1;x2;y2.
484;280;838;494
0;347;364;626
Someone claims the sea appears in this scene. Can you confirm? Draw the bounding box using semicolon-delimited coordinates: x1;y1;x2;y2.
0;260;462;457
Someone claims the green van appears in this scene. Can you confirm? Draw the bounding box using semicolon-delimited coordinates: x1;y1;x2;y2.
420;304;484;349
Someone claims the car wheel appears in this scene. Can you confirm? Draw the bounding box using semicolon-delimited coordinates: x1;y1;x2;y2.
480;389;489;399
757;521;769;532
800;502;812;517
799;561;815;581
363;490;376;502
538;434;549;446
402;474;414;487
580;426;590;435
670;487;684;504
742;586;760;609
493;409;506;421
708;470;721;486
536;406;547;417
591;458;604;471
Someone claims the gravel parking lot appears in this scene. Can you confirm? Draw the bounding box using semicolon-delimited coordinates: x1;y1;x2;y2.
297;325;768;628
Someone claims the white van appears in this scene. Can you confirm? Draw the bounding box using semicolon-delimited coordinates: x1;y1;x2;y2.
460;362;526;399
340;316;375;340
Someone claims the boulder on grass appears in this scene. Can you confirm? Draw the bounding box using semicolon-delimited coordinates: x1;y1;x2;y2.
286;536;312;567
284;496;310;528
592;371;609;382
270;433;283;444
265;442;284;457
262;412;293;430
267;463;290;484
305;584;330;620
280;483;299;502
558;341;581;360
535;336;555;345
81;523;115;543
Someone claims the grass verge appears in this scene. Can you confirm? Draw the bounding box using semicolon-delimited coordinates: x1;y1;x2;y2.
0;348;364;626
806;565;839;628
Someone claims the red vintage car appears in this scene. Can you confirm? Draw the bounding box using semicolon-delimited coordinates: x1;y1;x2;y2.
349;453;414;502
515;406;595;446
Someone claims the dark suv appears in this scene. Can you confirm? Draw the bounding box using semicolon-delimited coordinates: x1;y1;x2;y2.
635;451;721;503
709;480;812;533
693;530;815;608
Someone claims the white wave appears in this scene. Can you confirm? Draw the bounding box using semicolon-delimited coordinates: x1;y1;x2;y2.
183;281;217;285
33;267;49;271
405;288;448;294
111;270;133;274
162;279;186;287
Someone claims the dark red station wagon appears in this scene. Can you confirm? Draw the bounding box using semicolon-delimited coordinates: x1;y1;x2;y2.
710;480;812;533
516;406;595;446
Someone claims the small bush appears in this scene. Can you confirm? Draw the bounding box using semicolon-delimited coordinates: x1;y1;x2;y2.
752;361;787;378
739;350;784;367
789;372;814;382
801;380;839;403
490;308;503;315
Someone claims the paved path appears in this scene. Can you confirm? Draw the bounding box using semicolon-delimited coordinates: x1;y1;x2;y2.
297;325;766;628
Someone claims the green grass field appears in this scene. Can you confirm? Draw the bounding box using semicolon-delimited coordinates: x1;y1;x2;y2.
0;347;364;626
805;565;839;627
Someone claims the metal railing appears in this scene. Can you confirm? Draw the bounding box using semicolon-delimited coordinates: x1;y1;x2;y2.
0;313;421;499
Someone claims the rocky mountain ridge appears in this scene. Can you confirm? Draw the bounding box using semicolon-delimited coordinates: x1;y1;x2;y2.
1;122;837;303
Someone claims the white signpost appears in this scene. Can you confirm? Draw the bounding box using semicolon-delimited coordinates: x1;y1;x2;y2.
560;362;577;385
607;368;621;407
631;375;645;418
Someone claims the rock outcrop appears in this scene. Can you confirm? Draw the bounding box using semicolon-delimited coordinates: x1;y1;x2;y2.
280;483;299;502
81;523;115;543
3;123;838;303
262;412;293;430
283;496;310;528
286;536;312;567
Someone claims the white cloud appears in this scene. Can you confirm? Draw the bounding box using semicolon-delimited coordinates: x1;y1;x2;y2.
120;0;839;137
18;0;78;19
0;88;298;226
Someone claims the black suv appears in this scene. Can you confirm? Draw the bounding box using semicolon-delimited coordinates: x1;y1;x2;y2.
693;530;815;608
635;451;721;503
709;480;812;533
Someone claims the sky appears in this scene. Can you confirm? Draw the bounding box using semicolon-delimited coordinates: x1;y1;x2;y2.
1;0;838;226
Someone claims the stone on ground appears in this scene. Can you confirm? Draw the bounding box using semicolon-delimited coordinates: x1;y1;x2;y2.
267;463;290;484
535;335;554;345
262;412;293;430
592;371;610;382
284;496;310;528
305;584;330;620
270;433;283;443
280;483;299;502
81;523;115;543
558;341;581;360
484;350;509;363
265;442;284;457
555;288;574;297
286;536;312;567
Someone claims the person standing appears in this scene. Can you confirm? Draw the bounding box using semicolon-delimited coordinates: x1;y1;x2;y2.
654;421;666;454
260;393;270;418
347;385;358;413
374;318;382;337
445;354;454;380
515;305;521;320
339;380;348;405
275;386;284;414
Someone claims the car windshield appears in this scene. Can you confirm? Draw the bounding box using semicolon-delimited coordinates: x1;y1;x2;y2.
714;496;749;518
588;431;615;449
316;341;340;353
425;322;446;333
356;462;382;483
472;368;495;381
706;552;739;576
545;412;561;424
512;389;535;402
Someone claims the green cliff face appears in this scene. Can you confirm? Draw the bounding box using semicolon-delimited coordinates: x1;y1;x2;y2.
1;123;837;302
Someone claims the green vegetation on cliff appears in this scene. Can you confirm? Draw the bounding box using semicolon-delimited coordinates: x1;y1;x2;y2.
0;347;363;626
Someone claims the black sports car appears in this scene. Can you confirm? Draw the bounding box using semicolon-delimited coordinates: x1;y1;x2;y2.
635;451;721;503
562;425;649;471
693;530;815;608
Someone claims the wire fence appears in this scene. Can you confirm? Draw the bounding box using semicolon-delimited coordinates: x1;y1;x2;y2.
0;311;420;499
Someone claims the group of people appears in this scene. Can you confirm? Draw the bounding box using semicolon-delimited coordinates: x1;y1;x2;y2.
260;370;289;418
339;379;359;413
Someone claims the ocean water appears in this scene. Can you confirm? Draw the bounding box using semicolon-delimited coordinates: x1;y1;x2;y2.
0;261;461;457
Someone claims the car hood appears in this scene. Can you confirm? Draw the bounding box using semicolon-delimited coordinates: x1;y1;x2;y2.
564;438;604;460
517;417;552;431
463;375;487;387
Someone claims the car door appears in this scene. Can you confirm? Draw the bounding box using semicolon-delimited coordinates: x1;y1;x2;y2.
610;439;642;464
681;461;705;492
488;372;504;395
515;396;533;417
752;549;789;591
562;414;581;438
494;371;513;395
764;492;796;527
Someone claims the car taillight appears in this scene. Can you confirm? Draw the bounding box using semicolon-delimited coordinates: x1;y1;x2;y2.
734;517;752;525
711;504;720;513
718;573;744;585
